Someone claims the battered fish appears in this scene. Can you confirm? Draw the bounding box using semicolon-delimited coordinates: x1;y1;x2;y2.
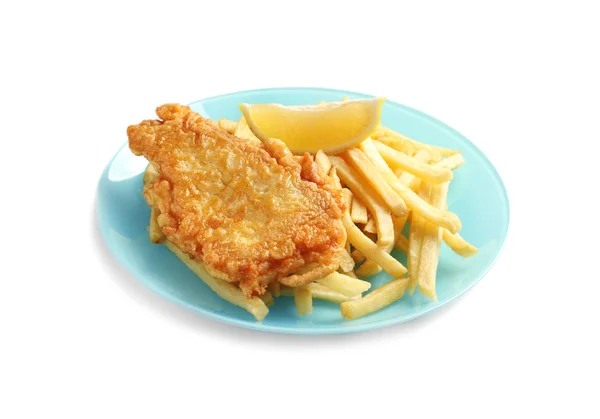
128;104;346;297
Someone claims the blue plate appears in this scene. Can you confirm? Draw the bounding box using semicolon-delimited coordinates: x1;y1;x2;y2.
97;87;509;334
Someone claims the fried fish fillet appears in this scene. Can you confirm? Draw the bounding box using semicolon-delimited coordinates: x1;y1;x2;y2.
128;104;346;297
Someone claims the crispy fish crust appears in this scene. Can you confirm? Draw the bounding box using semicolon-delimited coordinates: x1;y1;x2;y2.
128;104;346;297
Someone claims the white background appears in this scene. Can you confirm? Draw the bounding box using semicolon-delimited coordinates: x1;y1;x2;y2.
1;1;598;418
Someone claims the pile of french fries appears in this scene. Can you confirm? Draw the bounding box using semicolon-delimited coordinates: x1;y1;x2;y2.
145;99;478;322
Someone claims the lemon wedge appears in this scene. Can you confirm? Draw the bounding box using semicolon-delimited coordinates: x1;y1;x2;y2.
239;97;385;154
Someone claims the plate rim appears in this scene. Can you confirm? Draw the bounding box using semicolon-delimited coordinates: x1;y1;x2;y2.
97;87;510;334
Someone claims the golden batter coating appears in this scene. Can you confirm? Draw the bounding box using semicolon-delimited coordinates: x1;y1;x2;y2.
128;104;346;297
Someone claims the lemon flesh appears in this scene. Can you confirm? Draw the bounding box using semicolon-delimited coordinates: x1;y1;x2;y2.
239;97;385;154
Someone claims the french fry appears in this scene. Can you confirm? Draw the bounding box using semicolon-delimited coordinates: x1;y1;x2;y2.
259;291;275;307
417;183;449;298
359;137;395;175
340;187;352;206
234;116;261;144
355;247;386;277
344;239;351;262
315;150;332;174
358;138;413;266
394;233;409;253
373;134;440;162
398;151;463;192
339;249;356;272
393;214;408;236
356;140;460;232
344;270;358;279
316;272;371;297
408;183;431;294
330;157;394;247
355;264;387;279
268;281;281;298
149;207;165;244
434;153;465;171
329;167;342;189
294;285;313;316
343;148;408;217
218;118;238;134
164;241;268;321
330;156;395;276
362;231;377;242
362;137;424;199
345;196;379;277
342;187;353;209
373;125;460;158
363;217;377;234
443;230;478;257
408;215;425;295
390;179;461;234
341;277;409;320
373;140;453;184
343;211;407;278
280;284;360;303
398;149;431;191
418;224;442;299
351;196;368;224
310;283;362;302
393;215;408;253
351;249;366;264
